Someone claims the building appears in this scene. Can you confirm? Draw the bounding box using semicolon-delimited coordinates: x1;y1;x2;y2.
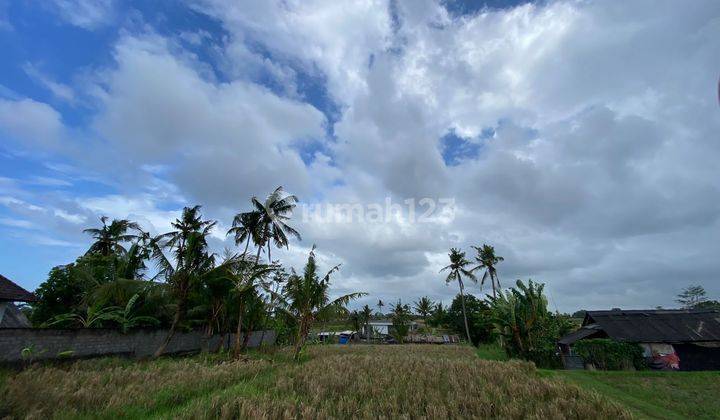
558;309;720;371
0;274;37;328
362;318;419;337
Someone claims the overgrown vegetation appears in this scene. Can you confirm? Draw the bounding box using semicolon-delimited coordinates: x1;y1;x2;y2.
573;339;646;371
1;345;632;419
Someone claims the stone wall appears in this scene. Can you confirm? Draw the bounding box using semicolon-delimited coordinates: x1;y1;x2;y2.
0;328;276;363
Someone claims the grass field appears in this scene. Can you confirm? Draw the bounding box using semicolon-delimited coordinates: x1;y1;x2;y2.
475;343;720;419
0;345;630;419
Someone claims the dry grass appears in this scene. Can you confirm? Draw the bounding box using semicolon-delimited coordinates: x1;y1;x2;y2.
1;345;631;419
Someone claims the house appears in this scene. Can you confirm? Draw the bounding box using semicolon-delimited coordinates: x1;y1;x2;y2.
361;318;419;338
0;274;37;328
558;309;720;371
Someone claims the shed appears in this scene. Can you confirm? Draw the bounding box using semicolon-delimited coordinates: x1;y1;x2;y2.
558;309;720;371
0;274;36;328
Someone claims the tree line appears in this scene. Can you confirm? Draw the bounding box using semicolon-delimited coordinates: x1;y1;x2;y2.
29;187;364;360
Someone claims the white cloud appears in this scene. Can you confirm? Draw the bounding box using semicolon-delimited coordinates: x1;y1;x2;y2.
49;0;115;30
3;0;720;310
22;63;76;103
0;98;63;148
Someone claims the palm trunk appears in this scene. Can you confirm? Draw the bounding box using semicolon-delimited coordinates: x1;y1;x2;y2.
459;283;472;344
243;235;250;256
234;301;245;358
154;283;188;358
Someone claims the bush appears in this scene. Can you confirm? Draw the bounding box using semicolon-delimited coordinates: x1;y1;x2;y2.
573;339;646;370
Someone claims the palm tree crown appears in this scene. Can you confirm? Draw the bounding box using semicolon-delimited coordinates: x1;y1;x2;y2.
83;216;141;256
251;186;301;263
471;244;504;298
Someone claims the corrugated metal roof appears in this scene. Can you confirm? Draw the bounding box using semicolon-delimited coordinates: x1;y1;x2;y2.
0;274;37;302
583;309;720;343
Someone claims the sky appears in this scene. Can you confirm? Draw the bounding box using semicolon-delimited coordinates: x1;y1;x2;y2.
0;0;719;313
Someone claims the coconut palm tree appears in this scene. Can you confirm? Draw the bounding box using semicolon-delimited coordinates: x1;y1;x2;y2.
251;186;301;263
414;296;434;321
377;299;385;315
440;248;476;343
471;244;504;298
276;246;365;360
227;210;263;256
151;206;218;357
83;216;142;256
226;255;276;357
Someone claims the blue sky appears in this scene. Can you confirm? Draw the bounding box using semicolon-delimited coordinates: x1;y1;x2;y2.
1;0;719;311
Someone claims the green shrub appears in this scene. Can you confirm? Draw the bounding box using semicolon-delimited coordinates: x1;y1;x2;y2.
573;339;646;370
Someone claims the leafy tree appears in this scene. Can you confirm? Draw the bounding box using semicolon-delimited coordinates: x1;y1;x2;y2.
30;264;87;325
414;296;434;321
276;246;365;360
488;279;563;367
440;248;476;343
390;301;412;343
83;216;141;256
693;300;720;310
445;294;494;346
428;302;447;327
676;285;708;309
571;310;587;319
471;244;504;298
151;205;218;357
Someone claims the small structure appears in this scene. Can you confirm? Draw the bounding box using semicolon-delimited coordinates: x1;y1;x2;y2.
558;309;720;371
0;274;37;328
317;330;358;344
362;318;419;338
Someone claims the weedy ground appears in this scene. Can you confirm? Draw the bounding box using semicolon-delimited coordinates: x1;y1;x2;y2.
475;343;720;419
1;345;632;419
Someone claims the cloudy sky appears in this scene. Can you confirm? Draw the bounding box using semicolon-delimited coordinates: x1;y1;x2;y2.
0;0;718;312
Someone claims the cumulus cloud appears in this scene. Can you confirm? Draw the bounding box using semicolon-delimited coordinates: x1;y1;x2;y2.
2;0;719;310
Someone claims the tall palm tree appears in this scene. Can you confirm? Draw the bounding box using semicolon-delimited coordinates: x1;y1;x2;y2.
440;248;476;343
151;206;217;357
377;299;385;315
414;296;434;322
276;246;365;360
251;186;301;263
471;244;504;298
83;216;141;256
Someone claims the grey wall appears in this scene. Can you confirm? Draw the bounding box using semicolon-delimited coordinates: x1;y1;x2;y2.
0;328;276;363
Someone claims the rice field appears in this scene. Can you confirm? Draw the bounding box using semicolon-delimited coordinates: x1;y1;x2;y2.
0;345;631;419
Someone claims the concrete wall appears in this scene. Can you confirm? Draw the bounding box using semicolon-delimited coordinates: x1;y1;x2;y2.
0;328;276;363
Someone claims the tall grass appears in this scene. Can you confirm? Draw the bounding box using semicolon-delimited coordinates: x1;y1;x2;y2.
2;345;630;419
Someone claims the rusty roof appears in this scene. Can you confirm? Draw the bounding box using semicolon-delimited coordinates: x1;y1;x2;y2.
0;274;37;302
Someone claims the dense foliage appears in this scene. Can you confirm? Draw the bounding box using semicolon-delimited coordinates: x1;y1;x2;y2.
445;294;494;346
488;279;572;368
573;339;646;370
